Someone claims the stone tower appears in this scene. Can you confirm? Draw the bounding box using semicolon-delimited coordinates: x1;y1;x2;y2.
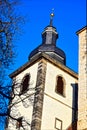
77;26;87;129
6;14;78;130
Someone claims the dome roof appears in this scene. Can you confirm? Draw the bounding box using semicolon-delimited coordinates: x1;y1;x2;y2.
29;14;66;65
29;43;66;64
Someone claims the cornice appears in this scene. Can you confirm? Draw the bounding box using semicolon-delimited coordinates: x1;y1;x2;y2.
9;52;78;79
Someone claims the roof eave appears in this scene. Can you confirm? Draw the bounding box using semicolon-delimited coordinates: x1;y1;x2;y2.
9;52;78;79
76;26;87;35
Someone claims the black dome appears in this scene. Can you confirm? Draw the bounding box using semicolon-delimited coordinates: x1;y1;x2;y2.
29;26;66;65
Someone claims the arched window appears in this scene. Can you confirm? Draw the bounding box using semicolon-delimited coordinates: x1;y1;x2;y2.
55;76;65;96
21;74;30;93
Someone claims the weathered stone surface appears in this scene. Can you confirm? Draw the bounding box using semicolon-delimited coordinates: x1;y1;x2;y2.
31;60;47;130
77;27;87;129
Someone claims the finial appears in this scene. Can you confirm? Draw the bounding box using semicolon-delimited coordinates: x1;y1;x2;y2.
50;8;54;26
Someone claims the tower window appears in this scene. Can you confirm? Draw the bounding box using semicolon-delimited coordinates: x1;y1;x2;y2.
21;74;30;93
16;117;22;129
55;118;62;130
55;76;65;96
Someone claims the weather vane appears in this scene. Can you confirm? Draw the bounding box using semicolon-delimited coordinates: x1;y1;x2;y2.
50;8;54;26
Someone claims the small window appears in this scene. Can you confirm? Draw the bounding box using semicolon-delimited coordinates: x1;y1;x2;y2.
55;118;62;130
55;76;65;96
21;74;30;93
16;117;22;129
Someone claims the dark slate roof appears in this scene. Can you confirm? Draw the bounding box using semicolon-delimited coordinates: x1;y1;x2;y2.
28;25;66;65
10;53;78;79
29;44;66;64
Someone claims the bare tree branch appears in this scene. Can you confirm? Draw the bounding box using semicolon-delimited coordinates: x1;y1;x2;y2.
0;0;25;128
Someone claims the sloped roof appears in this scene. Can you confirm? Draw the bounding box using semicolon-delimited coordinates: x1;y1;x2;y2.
9;52;78;79
76;26;87;35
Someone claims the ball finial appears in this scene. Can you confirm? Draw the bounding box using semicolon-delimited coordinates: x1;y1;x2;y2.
50;8;54;17
50;8;54;26
50;12;54;17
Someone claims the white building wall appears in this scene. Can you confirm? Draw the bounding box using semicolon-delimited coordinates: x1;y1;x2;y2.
7;62;38;130
41;62;77;130
6;58;78;130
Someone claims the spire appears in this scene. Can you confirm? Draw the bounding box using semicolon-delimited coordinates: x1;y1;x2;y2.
29;11;66;65
50;9;54;26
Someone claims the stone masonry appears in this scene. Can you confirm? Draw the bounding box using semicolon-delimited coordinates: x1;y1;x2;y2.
77;27;87;129
31;59;47;130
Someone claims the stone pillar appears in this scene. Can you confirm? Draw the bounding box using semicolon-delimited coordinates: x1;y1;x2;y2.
77;26;87;129
31;59;47;130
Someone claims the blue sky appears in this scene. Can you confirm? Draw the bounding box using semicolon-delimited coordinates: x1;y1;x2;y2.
11;0;86;74
1;1;86;129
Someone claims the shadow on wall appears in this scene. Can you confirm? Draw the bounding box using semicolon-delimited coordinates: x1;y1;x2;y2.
67;83;78;130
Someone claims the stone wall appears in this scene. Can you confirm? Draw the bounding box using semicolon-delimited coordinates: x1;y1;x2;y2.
31;59;47;130
78;27;87;129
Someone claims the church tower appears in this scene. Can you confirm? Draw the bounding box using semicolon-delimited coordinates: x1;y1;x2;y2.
77;26;87;129
6;14;78;130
